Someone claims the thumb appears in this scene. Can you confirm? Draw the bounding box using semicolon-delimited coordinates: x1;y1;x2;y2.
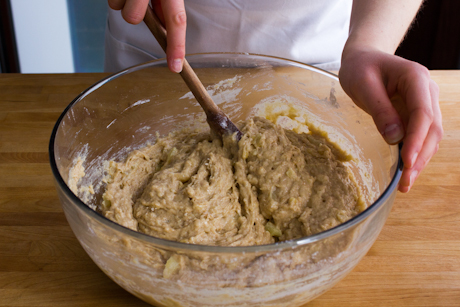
348;72;405;145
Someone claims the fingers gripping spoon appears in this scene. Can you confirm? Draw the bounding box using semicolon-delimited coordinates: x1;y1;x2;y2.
143;5;243;140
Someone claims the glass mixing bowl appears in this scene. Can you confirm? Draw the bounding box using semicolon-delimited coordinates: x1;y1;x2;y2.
49;53;402;307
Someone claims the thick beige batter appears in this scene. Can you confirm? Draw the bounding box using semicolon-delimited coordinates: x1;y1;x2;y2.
101;116;365;246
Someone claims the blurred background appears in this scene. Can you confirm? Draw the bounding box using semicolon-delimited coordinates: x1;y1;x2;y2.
0;0;459;73
0;0;107;73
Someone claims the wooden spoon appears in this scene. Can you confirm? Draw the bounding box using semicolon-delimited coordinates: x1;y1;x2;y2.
143;5;242;140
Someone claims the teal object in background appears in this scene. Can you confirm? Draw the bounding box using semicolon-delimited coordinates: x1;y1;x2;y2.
67;0;107;72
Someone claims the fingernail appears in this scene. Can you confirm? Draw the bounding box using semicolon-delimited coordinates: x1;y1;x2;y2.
400;185;410;193
409;170;418;187
384;124;404;144
409;152;418;168
172;59;183;73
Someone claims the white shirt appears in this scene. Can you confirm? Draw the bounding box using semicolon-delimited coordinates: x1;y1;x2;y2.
104;0;352;72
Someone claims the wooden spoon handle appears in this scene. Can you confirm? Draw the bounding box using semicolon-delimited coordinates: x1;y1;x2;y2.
143;6;242;138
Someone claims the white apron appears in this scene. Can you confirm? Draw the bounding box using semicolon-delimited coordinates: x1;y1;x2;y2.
104;0;352;72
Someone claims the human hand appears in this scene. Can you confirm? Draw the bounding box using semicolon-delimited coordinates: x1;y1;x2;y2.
108;0;186;73
339;46;443;193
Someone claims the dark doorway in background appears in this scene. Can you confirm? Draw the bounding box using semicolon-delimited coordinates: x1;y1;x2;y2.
396;0;460;69
0;0;20;73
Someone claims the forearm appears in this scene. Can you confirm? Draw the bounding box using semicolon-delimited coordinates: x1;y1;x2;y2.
345;0;424;55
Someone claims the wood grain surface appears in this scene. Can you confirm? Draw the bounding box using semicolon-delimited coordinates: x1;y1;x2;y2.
0;72;459;306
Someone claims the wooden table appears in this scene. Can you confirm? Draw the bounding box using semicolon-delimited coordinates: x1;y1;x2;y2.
0;71;459;306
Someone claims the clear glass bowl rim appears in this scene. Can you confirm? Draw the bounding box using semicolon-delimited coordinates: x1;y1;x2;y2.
49;52;403;254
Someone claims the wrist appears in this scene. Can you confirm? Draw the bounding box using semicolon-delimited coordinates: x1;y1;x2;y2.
342;33;392;61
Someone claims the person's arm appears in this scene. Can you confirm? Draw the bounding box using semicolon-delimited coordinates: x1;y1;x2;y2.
108;0;186;73
339;0;443;192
